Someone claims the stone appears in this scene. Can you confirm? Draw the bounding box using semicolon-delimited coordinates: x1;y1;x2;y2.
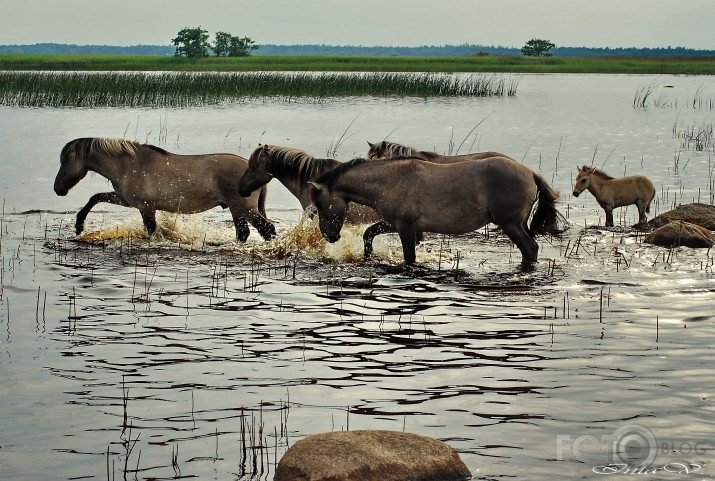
274;430;472;481
644;220;715;248
647;203;715;230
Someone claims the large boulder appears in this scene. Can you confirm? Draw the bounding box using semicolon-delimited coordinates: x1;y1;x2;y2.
274;430;472;481
647;203;715;230
644;220;715;248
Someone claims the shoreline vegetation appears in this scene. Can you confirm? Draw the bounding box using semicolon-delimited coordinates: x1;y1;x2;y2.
1;54;715;75
2;54;713;107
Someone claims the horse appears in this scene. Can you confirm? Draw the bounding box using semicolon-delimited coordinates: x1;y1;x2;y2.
367;140;514;163
308;156;564;269
572;165;656;227
238;144;381;224
54;137;276;241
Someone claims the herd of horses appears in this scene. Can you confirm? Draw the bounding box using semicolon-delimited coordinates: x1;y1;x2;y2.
54;137;656;270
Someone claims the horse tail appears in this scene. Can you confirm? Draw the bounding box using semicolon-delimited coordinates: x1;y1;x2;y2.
258;185;269;218
528;173;567;238
646;188;656;214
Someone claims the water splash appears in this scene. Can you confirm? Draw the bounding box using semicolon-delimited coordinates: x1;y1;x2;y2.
74;210;413;265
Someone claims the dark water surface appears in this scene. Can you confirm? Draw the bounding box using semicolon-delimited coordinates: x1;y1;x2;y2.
1;74;714;480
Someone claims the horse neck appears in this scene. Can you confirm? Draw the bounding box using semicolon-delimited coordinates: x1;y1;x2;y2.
271;155;341;208
85;149;135;184
332;161;393;208
586;173;609;196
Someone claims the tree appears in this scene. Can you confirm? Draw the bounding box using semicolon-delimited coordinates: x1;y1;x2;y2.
172;27;210;58
521;38;556;57
228;36;258;57
212;31;232;57
213;31;258;57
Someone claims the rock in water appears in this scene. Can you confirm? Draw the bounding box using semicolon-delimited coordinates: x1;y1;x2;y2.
274;430;472;481
647;203;715;230
644;220;715;248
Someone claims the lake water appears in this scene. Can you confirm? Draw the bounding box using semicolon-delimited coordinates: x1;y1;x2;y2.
1;74;714;480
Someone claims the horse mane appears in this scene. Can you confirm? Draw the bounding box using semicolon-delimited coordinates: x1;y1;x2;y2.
61;137;169;162
315;157;371;187
262;145;340;183
581;165;615;180
382;142;418;157
378;141;440;161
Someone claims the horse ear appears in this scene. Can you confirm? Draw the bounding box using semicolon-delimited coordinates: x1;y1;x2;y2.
577;165;582;172
367;141;375;149
380;141;387;149
261;144;269;152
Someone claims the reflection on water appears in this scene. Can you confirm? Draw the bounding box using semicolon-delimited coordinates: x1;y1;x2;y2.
1;74;715;480
1;207;713;480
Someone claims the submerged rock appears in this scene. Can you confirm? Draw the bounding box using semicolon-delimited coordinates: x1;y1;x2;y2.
274;430;472;481
644;220;715;248
647;203;715;230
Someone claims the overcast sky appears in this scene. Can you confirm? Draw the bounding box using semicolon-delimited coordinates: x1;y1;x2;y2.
1;0;713;49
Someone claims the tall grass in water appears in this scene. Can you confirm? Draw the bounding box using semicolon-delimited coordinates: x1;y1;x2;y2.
0;71;519;108
634;82;715;110
673;120;715;152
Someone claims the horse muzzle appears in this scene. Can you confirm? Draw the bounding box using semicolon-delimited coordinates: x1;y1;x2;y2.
322;232;341;243
238;186;253;197
572;190;580;198
54;185;69;196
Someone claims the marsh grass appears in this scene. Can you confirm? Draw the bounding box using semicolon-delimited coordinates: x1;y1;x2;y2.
2;54;715;74
0;71;519;107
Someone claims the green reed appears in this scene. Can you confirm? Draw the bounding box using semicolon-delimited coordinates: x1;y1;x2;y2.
3;54;715;74
0;71;519;108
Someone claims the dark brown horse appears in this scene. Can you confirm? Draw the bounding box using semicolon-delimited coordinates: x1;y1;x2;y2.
54;137;276;241
238;144;381;224
367;140;514;163
309;156;564;268
573;165;656;226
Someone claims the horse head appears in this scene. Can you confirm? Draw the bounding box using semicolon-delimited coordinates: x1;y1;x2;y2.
239;144;273;197
307;181;347;243
54;139;89;196
366;141;388;160
572;165;596;197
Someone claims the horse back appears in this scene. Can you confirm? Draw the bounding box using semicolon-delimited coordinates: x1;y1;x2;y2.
127;148;260;211
139;148;249;181
607;174;655;205
383;157;537;233
419;151;515;164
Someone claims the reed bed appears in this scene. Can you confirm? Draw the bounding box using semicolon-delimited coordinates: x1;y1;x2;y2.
0;71;519;107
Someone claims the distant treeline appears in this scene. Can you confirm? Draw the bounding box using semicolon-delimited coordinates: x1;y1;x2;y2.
1;42;714;57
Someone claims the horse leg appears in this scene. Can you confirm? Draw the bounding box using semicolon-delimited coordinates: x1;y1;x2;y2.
75;192;130;234
363;221;395;260
397;227;418;265
236;206;276;241
501;222;539;269
604;206;614;227
139;209;157;235
636;201;647;225
235;218;250;242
